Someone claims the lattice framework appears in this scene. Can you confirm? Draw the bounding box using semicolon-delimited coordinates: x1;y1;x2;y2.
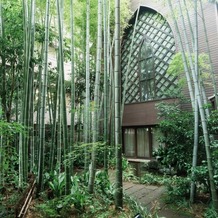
121;7;177;103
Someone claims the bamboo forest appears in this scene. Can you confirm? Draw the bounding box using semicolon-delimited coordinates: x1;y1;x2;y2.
1;0;218;217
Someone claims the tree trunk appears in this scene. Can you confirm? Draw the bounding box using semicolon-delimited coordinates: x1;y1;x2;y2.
37;0;50;193
168;0;218;210
70;0;75;176
103;0;109;173
84;0;91;171
88;0;102;194
56;0;71;195
114;0;123;209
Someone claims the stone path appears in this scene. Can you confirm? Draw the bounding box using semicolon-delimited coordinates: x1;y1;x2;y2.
109;170;193;217
122;181;193;218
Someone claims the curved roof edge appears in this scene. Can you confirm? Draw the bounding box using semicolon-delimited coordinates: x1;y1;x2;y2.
123;5;176;43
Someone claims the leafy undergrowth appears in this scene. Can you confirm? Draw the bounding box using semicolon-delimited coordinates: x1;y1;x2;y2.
0;186;21;218
139;171;218;218
26;170;153;218
0;181;31;218
27;198;145;218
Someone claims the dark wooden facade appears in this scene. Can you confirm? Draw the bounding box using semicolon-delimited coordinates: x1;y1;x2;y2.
122;98;178;127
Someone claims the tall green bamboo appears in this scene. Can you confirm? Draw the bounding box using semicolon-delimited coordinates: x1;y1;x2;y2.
29;0;36;172
0;0;3;187
190;0;199;203
199;0;218;109
56;0;71;194
70;0;75;175
49;58;60;172
19;0;34;186
168;0;218;210
48;93;56;171
88;0;102;194
57;87;62;173
178;0;199;203
103;0;109;172
0;136;3;186
181;0;194;49
37;0;50;193
114;0;123;209
0;0;6;122
22;0;30;181
0;0;1;33
109;35;115;149
177;1;195;109
34;43;44;173
84;0;91;171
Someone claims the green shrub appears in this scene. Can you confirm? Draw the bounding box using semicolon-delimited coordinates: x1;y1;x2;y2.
164;176;191;203
140;172;169;186
204;206;218;218
154;103;205;175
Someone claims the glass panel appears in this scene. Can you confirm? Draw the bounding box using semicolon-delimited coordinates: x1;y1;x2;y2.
139;38;155;101
146;58;154;76
124;129;135;157
137;128;150;158
140;82;148;100
140;61;147;79
146;45;153;58
140;79;155;100
140;43;146;58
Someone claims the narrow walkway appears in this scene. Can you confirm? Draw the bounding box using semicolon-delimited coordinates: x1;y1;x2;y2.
109;171;192;218
123;181;192;218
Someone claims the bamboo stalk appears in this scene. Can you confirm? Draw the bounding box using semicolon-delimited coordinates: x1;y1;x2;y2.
88;0;102;194
114;0;123;209
37;0;50;193
84;0;91;171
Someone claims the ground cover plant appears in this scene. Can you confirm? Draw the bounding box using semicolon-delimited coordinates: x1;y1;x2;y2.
26;170;153;218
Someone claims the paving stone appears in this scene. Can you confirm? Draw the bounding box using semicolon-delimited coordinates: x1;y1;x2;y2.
109;170;193;218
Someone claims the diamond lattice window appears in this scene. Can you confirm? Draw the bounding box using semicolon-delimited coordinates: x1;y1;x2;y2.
121;7;177;103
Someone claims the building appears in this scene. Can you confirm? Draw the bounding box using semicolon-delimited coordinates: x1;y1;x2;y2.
121;0;218;170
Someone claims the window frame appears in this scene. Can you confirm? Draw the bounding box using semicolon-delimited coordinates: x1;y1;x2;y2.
123;126;157;159
138;36;156;101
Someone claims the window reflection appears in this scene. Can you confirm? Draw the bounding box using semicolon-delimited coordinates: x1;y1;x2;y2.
139;37;155;101
123;127;162;159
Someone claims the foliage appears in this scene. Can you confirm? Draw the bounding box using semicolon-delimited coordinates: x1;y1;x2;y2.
189;163;210;194
0;2;24;121
207;110;218;134
110;156;138;181
0;120;25;136
0;189;21;218
34;170;156;218
70;174;88;211
124;195;158;218
95;170;114;199
210;141;218;189
0;120;24;186
168;52;210;80
204;206;218;218
154;102;205;174
139;172;169;186
71;142;115;168
47;171;66;198
66;0;131;53
164;176;191;203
